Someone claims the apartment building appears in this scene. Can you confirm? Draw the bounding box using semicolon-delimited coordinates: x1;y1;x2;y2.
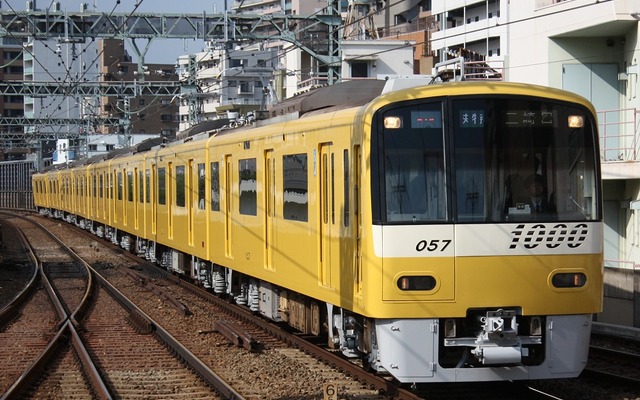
98;39;179;139
176;45;278;132
0;37;26;149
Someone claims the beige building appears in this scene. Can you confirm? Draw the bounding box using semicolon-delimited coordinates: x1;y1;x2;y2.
98;39;179;139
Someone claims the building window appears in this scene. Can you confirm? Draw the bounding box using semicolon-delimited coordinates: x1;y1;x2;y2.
230;59;245;68
6;66;23;74
351;61;368;78
239;82;253;94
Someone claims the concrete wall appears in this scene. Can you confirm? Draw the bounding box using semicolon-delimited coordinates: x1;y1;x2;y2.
599;267;640;327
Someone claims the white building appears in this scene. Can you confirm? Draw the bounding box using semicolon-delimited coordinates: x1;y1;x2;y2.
176;45;278;131
341;40;416;80
23;38;100;148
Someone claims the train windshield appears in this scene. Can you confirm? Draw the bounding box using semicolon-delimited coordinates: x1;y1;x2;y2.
373;96;600;224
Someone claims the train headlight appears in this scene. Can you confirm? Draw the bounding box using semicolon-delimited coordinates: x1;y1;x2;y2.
397;275;436;291
384;116;402;129
551;272;586;288
568;115;584;128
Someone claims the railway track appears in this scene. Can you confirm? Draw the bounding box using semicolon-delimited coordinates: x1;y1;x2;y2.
0;214;233;399
583;343;640;389
0;214;99;398
0;216;59;394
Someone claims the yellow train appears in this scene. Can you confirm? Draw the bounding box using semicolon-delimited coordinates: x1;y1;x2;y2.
32;81;603;383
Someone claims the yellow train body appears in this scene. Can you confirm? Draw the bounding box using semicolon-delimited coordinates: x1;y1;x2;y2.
33;81;603;383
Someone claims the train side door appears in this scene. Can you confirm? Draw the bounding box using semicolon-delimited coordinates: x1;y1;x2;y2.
188;159;194;247
319;143;337;288
224;154;233;258
168;162;174;239
134;167;139;230
264;149;275;271
151;165;157;235
353;145;363;296
123;170;128;225
115;170;122;224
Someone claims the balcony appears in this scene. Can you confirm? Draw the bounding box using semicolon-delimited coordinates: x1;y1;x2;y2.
598;107;640;179
219;98;262;107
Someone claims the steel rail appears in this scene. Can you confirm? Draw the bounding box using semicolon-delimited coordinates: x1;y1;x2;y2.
0;216;110;399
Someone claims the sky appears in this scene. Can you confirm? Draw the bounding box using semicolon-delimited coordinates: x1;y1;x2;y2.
2;0;228;63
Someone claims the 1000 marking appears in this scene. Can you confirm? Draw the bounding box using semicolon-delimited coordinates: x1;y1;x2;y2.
416;239;452;252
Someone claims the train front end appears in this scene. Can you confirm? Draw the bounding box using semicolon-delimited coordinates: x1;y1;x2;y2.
360;83;603;383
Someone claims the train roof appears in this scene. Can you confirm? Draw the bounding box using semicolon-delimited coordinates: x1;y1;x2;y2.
175;118;232;141
268;77;434;118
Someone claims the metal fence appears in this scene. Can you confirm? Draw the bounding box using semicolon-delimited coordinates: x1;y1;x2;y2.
0;160;36;210
598;107;640;162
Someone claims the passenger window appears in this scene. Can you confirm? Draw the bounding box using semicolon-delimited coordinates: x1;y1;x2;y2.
139;171;144;203
283;153;308;222
117;172;123;201
210;162;220;211
158;167;166;205
127;171;133;202
145;169;150;203
176;165;185;207
198;163;206;210
239;158;257;215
